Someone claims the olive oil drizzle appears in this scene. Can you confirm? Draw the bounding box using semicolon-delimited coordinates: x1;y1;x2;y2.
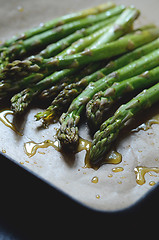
24;139;60;157
24;137;122;169
132;113;159;132
0;109;22;136
134;166;159;185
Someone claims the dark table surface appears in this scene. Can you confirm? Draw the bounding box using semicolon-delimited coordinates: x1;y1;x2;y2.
0;152;158;239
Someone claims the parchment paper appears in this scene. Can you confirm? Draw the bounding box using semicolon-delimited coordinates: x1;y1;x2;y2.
1;0;159;211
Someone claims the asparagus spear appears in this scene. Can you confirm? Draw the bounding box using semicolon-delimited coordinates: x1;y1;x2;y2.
38;62;103;100
10;67;82;113
10;28;159;114
1;2;115;48
57;48;159;149
61;7;139;55
89;82;159;164
8;17;114;104
42;28;159;69
9;7;139;113
0;8;123;80
40;16;118;58
37;37;159;123
1;18;116;96
10;60;105;112
4;26;159;83
86;66;159;127
0;73;44;99
35;61;107;121
88;7;140;49
2;5;125;62
0;16;117;80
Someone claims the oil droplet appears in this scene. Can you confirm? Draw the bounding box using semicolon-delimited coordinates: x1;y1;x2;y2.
24;139;60;157
91;176;98;183
112;167;124;172
96;194;100;199
108;174;113;178
132;113;159;132
118;181;122;184
134;166;159;185
0;109;22;136
149;181;156;186
78;137;91;152
104;151;122;165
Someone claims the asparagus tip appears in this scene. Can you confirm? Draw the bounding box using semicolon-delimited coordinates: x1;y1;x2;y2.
57;113;79;151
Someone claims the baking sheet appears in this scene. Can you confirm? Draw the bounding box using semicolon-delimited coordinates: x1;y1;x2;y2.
1;0;159;211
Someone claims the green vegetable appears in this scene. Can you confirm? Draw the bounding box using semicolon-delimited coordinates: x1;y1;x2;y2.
89;82;159;164
57;48;159;149
38;37;159;123
1;2;115;48
2;5;125;62
86;66;159;127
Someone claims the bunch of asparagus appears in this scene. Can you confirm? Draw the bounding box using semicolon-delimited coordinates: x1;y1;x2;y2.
2;2;159;165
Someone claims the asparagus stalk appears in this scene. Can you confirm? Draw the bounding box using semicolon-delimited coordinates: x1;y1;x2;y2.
10;67;81;113
38;62;101;100
10;9;140;115
35;61;107;121
89;82;159;164
43;28;159;69
2;5;125;62
57;48;159;149
86;66;159;127
88;7;140;49
0;17;117;80
37;37;159;123
0;73;44;99
10;60;105;112
11;8;139;117
0;10;122;80
40;16;118;58
4;26;158;83
61;7;139;55
1;2;115;48
10;28;159;114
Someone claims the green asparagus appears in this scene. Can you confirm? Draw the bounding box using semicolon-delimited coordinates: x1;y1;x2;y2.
1;2;115;48
2;5;125;63
0;11;122;80
40;16;118;58
5;5;137;79
9;7;141;114
88;7;140;49
35;61;107;122
86;66;159;127
89;82;159;164
38;62;103;100
33;7;140;122
0;16;117;80
10;68;81;113
43;28;159;69
36;37;159;123
3;26;159;85
57;48;159;149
